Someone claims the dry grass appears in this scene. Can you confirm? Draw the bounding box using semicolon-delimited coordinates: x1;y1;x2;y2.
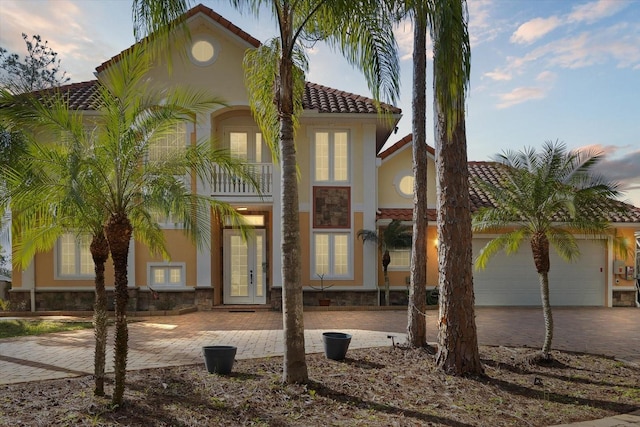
1;345;638;426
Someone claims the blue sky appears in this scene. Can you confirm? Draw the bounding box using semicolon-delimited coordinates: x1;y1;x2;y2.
1;0;639;206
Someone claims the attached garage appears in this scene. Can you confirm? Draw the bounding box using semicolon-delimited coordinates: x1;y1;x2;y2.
472;238;607;306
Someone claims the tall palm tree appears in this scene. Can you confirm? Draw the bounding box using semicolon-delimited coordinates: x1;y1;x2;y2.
233;0;399;383
358;220;412;306
389;0;430;347
132;0;400;383
1;44;256;405
473;141;629;360
431;0;482;375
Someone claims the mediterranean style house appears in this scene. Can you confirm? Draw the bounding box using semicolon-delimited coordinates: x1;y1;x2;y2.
7;4;640;311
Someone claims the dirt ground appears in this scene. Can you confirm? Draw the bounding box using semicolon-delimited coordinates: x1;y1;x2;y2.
1;345;639;426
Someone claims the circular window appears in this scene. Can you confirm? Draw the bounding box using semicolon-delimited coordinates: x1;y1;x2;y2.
395;172;414;198
188;37;219;66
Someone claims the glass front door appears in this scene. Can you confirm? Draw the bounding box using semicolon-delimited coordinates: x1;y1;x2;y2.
223;229;266;304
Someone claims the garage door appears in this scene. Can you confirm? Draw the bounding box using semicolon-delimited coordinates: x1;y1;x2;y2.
472;238;606;306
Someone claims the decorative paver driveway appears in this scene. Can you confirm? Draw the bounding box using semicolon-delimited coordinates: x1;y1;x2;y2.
1;307;639;385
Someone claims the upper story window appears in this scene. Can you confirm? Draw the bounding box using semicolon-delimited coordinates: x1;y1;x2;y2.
56;233;93;279
394;171;415;198
188;36;220;66
148;123;187;163
314;130;349;183
227;129;265;163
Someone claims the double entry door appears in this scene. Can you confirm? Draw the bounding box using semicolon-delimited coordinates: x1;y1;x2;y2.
223;229;266;304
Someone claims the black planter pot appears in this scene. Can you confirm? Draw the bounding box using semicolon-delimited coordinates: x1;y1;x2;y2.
202;345;237;374
322;332;352;360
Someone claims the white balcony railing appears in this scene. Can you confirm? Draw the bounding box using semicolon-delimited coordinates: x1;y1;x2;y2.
211;163;273;198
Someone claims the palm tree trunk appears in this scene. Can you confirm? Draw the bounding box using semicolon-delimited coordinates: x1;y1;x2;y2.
105;213;133;406
539;271;553;358
531;233;553;359
90;232;109;397
407;12;428;348
383;267;390;306
279;23;308;384
434;105;483;375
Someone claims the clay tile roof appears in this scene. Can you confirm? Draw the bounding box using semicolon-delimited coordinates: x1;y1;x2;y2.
377;208;437;222
34;79;395;116
379;134;435;159
468;161;640;223
304;82;400;115
29;80;101;111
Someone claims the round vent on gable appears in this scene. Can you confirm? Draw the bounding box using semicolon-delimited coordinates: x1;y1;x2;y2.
189;36;219;66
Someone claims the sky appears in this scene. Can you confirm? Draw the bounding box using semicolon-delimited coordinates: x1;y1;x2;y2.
0;0;639;206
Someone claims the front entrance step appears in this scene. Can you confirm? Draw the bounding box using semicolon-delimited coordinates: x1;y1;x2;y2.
211;304;273;312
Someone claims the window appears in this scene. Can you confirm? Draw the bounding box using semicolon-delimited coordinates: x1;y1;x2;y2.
188;36;219;66
394;171;414;198
313;233;351;278
227;129;264;163
148;263;185;287
148;123;186;163
388;249;411;270
57;233;93;278
314;130;349;183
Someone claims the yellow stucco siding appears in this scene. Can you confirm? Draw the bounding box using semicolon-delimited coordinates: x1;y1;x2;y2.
135;18;251;107
134;230;197;287
378;147;436;208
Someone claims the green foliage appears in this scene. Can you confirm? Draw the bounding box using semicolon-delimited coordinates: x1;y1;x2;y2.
0;319;94;338
472;141;629;270
0;33;70;94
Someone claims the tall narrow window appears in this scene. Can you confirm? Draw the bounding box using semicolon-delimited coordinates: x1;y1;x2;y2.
227;129;264;163
314;130;349;183
313;232;351;278
57;233;93;278
148;123;186;163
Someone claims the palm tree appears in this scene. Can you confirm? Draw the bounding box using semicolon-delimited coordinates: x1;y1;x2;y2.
132;0;400;384
472;141;629;360
389;0;430;347
232;0;399;383
358;220;412;306
0;93;112;396
1;44;256;405
431;0;483;375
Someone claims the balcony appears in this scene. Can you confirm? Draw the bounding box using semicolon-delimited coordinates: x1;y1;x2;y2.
211;163;273;201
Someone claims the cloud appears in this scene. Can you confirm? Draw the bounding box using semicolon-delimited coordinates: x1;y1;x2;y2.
468;0;502;47
567;0;628;24
511;16;562;44
535;70;556;83
496;86;546;109
484;69;512;81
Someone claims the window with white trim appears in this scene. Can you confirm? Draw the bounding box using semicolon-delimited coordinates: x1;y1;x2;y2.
388;248;411;270
148;263;185;287
148;123;187;163
314;130;349;183
313;232;351;278
227;129;264;163
394;171;414;198
57;233;93;278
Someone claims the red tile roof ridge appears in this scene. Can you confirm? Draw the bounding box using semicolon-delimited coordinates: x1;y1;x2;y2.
379;133;435;159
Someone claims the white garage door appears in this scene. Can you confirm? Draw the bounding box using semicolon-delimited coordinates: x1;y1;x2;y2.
472;238;606;306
